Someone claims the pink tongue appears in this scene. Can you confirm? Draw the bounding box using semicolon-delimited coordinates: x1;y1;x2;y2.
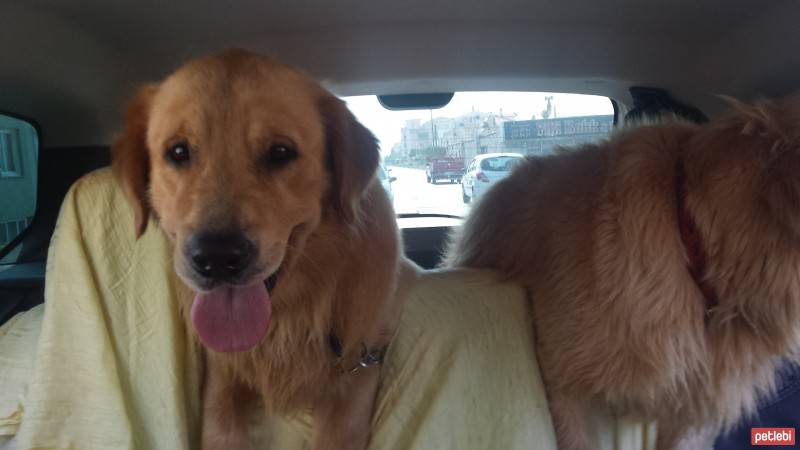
190;281;271;353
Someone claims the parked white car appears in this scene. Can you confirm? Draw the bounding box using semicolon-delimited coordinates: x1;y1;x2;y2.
461;153;524;203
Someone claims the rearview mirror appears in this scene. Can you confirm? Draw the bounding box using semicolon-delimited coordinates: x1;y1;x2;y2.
0;113;39;259
377;93;454;110
389;176;397;183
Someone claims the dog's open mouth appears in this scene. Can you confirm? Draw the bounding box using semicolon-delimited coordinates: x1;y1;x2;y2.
190;268;281;353
265;270;279;293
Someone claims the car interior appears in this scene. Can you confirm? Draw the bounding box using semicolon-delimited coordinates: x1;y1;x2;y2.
1;1;799;448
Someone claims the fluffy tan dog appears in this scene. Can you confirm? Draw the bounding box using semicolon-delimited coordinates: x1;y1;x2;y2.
112;49;406;450
444;94;800;449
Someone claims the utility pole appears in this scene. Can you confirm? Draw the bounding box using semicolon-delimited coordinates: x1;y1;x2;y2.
542;96;554;119
429;109;437;149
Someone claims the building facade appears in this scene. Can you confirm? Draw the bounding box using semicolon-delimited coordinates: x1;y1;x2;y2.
392;112;614;165
503;115;614;156
395;110;516;163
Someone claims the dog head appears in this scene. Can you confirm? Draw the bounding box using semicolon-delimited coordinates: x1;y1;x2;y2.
111;50;380;347
688;93;800;239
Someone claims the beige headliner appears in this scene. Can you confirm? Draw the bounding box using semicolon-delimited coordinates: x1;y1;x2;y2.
1;0;798;146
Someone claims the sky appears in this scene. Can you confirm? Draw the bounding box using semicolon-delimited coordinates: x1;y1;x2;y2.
343;92;614;155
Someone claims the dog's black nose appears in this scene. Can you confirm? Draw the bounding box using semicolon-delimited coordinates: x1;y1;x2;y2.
186;231;255;281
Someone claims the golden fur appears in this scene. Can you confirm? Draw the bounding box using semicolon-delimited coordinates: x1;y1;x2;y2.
112;49;407;450
444;93;800;449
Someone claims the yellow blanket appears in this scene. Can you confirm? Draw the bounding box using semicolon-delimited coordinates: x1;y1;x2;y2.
0;168;653;450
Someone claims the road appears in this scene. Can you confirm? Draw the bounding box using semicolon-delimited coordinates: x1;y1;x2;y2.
387;166;470;217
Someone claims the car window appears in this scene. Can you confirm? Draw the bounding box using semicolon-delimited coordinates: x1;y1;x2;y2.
0;113;39;262
480;156;521;172
344;92;614;217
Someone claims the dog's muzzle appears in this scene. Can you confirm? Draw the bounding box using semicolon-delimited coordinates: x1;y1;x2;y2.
185;231;256;283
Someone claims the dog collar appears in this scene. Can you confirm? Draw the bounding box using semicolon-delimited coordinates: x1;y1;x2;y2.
266;273;386;372
676;160;719;318
329;333;387;374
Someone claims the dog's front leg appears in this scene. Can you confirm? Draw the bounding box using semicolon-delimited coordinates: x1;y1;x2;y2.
201;357;261;450
656;422;717;450
548;392;595;450
312;365;382;450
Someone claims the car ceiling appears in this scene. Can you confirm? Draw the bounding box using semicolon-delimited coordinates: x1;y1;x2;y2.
1;0;798;146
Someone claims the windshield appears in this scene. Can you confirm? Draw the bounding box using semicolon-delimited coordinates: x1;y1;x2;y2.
480;156;521;172
345;92;614;217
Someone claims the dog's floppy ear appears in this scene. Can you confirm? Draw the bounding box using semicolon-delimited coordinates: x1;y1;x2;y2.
112;84;158;238
318;94;380;223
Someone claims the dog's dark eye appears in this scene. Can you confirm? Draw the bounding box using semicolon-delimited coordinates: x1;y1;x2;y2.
165;142;191;167
264;144;298;167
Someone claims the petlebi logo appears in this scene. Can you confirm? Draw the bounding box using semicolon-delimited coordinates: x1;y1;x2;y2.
751;428;796;446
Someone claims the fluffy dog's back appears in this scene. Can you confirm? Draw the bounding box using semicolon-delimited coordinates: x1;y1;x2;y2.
443;96;800;449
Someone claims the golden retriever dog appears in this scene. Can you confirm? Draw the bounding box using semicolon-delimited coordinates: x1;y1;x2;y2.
444;94;800;449
112;49;406;450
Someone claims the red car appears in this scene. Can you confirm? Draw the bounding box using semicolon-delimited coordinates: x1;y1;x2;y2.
425;157;465;184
